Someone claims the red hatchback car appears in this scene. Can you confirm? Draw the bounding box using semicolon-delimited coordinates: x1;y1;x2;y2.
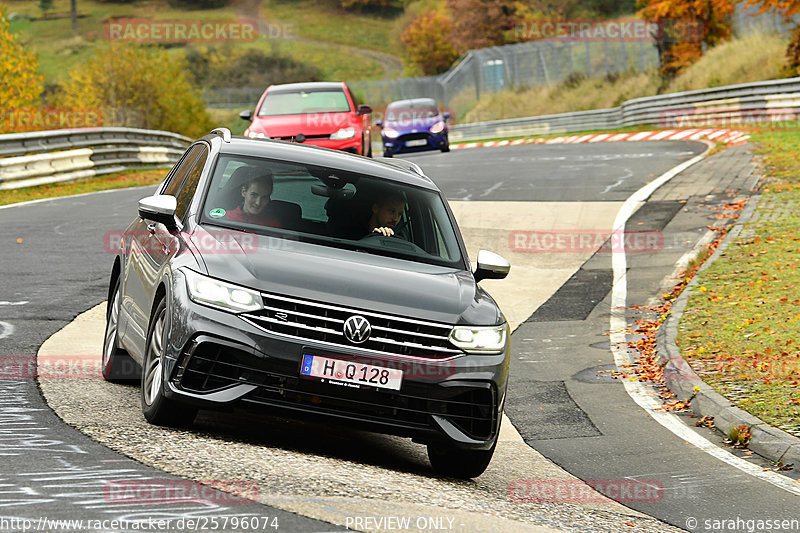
240;81;373;157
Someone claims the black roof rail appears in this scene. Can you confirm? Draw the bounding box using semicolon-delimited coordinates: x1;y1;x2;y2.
373;157;425;177
210;127;232;142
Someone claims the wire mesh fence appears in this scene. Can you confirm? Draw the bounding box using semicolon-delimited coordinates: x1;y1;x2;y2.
352;38;660;118
203;6;795;121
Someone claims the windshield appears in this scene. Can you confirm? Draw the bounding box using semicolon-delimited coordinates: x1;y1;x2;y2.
258;89;351;116
386;101;440;125
199;155;465;268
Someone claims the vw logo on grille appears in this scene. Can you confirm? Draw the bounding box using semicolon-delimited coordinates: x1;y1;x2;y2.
343;315;371;344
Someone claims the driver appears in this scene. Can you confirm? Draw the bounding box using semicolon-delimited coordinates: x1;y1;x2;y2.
368;190;406;237
226;173;281;228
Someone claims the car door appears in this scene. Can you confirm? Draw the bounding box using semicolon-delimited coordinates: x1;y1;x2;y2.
121;144;208;358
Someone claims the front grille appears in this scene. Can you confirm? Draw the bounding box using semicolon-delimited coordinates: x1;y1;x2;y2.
398;132;430;142
241;293;462;359
176;342;496;440
275;134;331;141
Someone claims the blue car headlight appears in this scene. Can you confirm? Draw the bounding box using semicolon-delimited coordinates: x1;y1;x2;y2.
429;121;445;134
383;127;400;139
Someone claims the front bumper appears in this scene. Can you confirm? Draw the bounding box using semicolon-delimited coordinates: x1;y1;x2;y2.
164;281;508;449
299;137;361;154
383;132;448;155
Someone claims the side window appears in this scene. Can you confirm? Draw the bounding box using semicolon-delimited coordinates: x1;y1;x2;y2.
174;148;209;222
162;145;204;197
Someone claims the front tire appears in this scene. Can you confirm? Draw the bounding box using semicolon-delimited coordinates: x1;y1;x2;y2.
141;298;197;427
102;276;139;382
427;441;496;479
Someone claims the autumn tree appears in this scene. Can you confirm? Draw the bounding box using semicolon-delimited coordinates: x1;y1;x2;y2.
402;10;460;74
0;7;44;132
53;46;213;138
637;0;735;83
446;0;515;52
740;0;800;73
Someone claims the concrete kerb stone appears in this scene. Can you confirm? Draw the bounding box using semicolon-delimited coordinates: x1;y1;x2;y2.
656;190;800;467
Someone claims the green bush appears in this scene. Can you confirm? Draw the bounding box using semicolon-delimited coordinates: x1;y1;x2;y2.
184;45;322;88
52;45;213;138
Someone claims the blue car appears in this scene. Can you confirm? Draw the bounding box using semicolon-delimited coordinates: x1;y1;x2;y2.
377;98;450;157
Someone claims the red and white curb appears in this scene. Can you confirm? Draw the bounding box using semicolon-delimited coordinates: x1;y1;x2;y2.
451;129;750;151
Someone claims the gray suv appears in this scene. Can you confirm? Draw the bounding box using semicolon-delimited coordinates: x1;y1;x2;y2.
102;128;511;478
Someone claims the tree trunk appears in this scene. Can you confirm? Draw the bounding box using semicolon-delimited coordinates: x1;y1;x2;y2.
71;0;78;35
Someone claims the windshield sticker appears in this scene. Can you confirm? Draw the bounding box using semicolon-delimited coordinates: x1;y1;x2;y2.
209;208;226;218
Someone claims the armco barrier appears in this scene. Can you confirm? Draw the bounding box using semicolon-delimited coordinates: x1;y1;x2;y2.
0;127;192;190
449;77;800;142
3;77;800;188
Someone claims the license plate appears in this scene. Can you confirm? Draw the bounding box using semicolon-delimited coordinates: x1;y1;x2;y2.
300;355;403;390
405;139;427;147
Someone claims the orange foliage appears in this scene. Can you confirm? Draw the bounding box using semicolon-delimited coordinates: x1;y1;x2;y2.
637;0;735;81
401;11;460;75
739;0;800;17
0;7;44;132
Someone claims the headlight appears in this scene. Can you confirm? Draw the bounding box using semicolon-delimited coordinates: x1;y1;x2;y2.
383;127;400;139
429;121;445;134
182;269;262;313
448;324;508;354
330;127;355;140
247;131;269;139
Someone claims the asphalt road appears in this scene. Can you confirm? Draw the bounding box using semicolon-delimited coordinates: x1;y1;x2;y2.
405;143;800;533
2;140;796;532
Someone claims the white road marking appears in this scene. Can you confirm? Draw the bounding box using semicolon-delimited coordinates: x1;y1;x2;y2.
609;150;800;496
601;169;634;195
480;182;504;198
0;322;14;340
0;301;28;306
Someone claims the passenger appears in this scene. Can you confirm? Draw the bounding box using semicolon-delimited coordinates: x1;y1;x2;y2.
368;190;406;237
225;173;281;227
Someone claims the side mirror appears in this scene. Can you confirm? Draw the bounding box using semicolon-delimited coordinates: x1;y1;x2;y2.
374;120;383;128
443;112;451;121
357;105;372;116
474;250;510;283
139;195;178;228
239;110;252;121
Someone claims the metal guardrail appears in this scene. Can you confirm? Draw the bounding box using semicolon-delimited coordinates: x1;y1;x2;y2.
2;77;799;189
449;77;800;142
0;127;192;190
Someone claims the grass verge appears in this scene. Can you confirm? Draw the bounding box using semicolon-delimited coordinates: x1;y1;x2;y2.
0;169;167;207
678;125;800;438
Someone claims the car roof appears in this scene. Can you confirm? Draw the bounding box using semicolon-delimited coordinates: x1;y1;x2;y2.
387;98;438;108
212;136;439;190
267;81;346;92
